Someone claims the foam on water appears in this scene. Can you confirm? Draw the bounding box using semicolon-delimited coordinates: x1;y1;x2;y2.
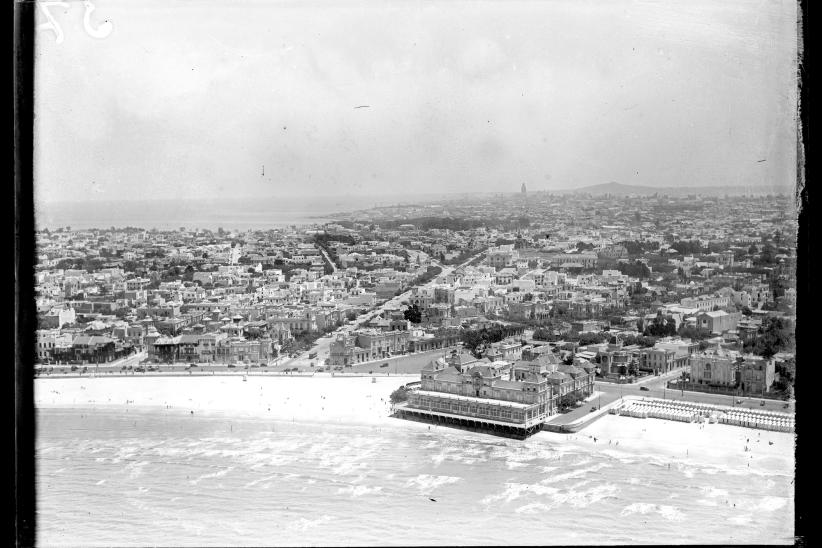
515;502;551;514
337;485;382;498
35;407;795;546
404;474;462;492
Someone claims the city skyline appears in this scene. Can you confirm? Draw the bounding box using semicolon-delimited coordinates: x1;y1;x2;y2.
35;0;798;203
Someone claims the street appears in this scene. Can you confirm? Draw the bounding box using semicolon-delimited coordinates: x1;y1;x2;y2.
277;251;482;371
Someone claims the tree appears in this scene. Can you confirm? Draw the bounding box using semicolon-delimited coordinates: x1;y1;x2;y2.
676;324;713;341
403;304;422;324
644;315;676;337
389;386;409;404
578;332;609;346
558;392;582;411
752;317;794;359
618;260;651;279
532;327;556;341
460;324;525;358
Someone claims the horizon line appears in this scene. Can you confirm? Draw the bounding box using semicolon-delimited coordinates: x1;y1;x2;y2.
36;183;795;205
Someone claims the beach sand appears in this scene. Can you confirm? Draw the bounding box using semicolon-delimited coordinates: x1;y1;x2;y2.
538;413;796;479
35;375;796;477
35;375;418;427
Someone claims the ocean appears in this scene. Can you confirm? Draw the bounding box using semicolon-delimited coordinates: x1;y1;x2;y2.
36;407;795;546
33;193;463;231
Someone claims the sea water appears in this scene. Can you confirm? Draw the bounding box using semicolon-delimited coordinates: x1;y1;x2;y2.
33;193;463;231
36;408;794;546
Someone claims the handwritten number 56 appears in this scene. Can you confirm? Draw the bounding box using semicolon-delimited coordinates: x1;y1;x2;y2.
37;0;113;44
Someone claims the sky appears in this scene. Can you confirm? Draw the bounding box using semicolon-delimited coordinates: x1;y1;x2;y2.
34;0;799;203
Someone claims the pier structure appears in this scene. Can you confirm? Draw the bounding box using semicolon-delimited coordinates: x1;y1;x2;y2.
394;402;544;439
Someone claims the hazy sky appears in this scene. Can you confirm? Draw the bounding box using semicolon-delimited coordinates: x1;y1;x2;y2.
35;0;798;203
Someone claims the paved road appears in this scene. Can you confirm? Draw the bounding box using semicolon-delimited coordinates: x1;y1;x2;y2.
37;351;148;372
271;251;484;370
278;251;485;371
548;391;623;426
317;246;337;274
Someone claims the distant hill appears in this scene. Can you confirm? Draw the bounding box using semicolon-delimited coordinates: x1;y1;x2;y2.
550;181;795;197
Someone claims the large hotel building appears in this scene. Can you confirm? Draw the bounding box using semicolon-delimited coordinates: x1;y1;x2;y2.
396;345;596;438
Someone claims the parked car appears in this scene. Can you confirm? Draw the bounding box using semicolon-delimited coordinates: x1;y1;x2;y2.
590;407;597;412
227;364;236;368
380;363;389;368
639;386;650;391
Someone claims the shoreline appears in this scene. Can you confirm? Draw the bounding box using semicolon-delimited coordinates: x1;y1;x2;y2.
35;375;411;428
35;376;796;440
34;371;420;380
35;376;796;506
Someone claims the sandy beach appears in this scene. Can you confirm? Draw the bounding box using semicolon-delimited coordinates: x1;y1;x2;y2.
36;375;796;475
35;375;417;427
35;376;796;545
540;414;796;479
